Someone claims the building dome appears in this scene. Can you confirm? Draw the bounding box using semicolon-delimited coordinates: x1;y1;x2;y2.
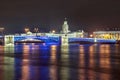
27;31;32;35
62;19;69;34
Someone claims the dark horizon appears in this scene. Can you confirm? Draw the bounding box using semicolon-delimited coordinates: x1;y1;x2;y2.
0;0;120;33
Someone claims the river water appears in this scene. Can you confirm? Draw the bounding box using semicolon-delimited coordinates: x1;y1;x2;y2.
0;43;120;80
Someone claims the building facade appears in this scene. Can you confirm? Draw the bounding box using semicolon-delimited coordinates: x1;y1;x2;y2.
62;19;70;34
18;19;88;38
93;31;120;40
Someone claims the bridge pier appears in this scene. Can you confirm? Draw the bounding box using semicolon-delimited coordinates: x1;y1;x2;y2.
3;35;69;46
4;35;14;46
94;38;97;43
61;35;69;46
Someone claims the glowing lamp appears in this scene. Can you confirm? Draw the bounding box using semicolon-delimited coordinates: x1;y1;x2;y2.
52;30;55;33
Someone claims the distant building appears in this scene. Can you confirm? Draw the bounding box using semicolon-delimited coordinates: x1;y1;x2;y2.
26;31;32;35
55;19;88;38
93;31;120;40
61;19;70;34
20;19;88;38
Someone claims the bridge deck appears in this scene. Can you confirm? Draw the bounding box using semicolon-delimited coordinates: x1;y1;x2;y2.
2;35;117;45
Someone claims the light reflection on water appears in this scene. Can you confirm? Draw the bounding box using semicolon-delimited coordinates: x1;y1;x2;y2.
50;45;57;80
22;45;30;80
60;45;70;80
4;45;15;80
0;44;120;80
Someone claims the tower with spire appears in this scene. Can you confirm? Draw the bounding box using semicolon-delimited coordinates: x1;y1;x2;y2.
62;18;69;34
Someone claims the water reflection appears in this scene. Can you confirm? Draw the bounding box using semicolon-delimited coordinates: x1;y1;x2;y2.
99;45;111;69
4;45;15;80
79;45;85;67
78;44;113;80
50;45;57;80
21;45;30;80
79;45;85;80
0;44;120;80
60;45;69;80
96;45;111;80
0;46;4;80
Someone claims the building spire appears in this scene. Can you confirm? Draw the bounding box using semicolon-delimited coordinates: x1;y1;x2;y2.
65;18;67;21
62;18;69;33
64;18;67;24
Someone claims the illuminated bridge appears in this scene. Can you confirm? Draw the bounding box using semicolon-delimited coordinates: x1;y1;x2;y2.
4;35;61;45
15;36;60;43
0;19;118;45
3;35;117;45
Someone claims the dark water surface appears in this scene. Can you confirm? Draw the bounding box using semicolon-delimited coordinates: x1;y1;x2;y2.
0;43;120;80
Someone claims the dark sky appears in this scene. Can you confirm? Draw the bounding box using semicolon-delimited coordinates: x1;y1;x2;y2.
0;0;120;33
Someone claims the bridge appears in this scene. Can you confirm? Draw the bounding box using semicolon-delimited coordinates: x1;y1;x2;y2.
3;35;61;45
0;19;118;45
1;34;116;46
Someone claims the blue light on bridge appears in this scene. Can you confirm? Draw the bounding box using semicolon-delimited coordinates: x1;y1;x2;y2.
14;36;61;44
13;35;117;45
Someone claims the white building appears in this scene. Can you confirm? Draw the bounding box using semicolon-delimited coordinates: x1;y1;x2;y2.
62;19;70;34
19;19;88;38
93;31;120;40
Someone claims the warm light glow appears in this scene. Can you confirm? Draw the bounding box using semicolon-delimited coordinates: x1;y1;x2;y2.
22;45;30;80
24;28;30;33
78;45;85;79
89;45;95;68
0;46;4;53
34;28;39;33
99;45;110;68
0;27;4;31
50;45;57;80
52;30;55;33
79;45;85;67
50;45;57;59
90;34;93;37
23;45;29;54
104;34;110;39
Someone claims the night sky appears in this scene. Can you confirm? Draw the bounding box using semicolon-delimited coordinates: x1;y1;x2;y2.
0;0;120;33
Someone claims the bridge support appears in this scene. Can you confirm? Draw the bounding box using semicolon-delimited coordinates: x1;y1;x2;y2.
4;35;14;46
94;38;97;43
61;35;69;45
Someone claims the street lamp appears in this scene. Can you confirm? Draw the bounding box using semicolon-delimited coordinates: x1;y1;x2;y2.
52;30;55;33
90;34;93;38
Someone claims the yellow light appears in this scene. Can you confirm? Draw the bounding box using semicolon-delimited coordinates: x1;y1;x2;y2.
104;34;110;39
0;27;4;32
24;28;30;33
0;27;4;30
90;34;93;37
52;30;55;33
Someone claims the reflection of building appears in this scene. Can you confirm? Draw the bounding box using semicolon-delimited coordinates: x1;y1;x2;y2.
93;31;120;40
4;44;15;80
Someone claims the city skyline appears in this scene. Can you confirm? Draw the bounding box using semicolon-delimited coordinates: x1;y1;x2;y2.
0;0;120;33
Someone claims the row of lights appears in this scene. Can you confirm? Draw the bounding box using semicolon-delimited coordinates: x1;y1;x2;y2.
24;27;56;33
0;27;55;33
